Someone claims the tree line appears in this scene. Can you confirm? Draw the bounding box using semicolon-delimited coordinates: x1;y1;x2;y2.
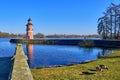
46;34;100;38
97;3;120;39
0;31;99;38
0;31;45;38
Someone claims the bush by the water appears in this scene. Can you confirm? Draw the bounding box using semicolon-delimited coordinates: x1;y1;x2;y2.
78;40;94;47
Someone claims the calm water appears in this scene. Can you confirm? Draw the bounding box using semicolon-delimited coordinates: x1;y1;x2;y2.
0;38;114;68
0;38;115;79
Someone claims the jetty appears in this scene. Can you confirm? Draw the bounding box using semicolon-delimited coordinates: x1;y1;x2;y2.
10;38;120;48
10;44;33;80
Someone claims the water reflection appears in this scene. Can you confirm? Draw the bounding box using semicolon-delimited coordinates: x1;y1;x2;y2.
81;48;94;53
25;44;114;68
26;44;34;68
97;48;114;58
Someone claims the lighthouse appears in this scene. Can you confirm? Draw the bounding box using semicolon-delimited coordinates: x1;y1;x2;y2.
26;18;34;39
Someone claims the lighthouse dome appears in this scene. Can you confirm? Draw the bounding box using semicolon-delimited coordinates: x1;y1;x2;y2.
28;18;32;21
26;18;33;26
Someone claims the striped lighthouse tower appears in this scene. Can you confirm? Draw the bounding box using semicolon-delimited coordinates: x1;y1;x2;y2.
26;18;34;39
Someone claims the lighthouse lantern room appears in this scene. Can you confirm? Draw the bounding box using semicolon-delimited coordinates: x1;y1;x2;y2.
26;18;34;39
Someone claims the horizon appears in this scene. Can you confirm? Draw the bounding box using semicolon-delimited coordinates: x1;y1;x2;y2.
0;0;120;35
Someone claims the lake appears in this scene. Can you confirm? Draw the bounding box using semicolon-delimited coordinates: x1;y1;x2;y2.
0;38;115;79
0;38;115;68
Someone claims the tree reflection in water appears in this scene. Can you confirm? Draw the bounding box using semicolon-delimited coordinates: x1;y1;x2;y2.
97;48;114;58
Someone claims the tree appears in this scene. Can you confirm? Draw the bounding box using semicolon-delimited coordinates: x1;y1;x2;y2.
34;33;45;38
97;3;120;39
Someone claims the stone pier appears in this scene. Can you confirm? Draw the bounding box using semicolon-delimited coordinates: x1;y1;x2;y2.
11;44;33;80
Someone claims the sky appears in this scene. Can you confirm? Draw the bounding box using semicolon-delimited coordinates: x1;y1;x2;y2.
0;0;120;35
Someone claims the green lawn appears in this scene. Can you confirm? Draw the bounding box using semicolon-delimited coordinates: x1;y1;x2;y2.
31;51;120;80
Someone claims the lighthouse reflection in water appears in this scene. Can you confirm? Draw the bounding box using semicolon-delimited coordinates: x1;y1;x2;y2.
26;44;34;68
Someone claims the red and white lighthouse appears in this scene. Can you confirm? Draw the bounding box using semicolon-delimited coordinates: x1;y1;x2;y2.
26;18;34;39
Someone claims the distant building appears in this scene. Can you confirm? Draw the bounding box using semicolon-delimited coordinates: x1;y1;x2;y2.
26;18;34;39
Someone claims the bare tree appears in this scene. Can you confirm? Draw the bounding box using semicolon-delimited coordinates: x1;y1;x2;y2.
97;3;120;39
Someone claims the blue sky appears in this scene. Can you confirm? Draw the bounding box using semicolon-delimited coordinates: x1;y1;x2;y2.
0;0;119;35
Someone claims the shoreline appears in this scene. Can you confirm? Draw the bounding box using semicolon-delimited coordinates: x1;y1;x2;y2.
31;50;120;80
33;60;96;69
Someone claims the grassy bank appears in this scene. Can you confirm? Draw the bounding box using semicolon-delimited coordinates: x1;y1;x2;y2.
31;51;120;80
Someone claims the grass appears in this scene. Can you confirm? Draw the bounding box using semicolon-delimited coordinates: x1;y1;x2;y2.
31;51;120;80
